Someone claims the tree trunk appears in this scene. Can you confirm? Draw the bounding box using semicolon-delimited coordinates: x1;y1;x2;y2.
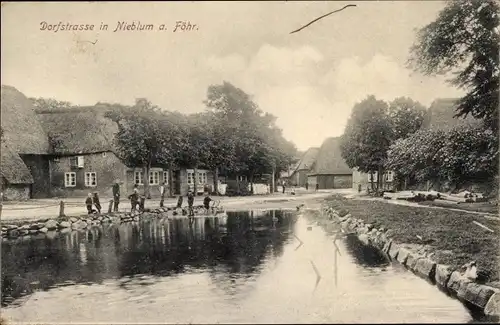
377;166;383;193
193;166;198;196
236;174;240;195
370;171;375;192
213;167;219;195
142;165;151;199
271;166;276;193
168;166;174;197
250;173;254;194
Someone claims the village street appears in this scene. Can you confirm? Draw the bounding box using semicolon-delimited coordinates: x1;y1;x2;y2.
0;188;350;221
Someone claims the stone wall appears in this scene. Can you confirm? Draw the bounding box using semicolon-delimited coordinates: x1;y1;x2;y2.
319;205;500;319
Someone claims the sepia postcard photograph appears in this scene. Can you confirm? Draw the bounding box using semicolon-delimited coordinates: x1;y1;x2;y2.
0;1;499;323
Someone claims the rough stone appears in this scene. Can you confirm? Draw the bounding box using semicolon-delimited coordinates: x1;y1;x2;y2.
6;225;18;231
19;229;29;236
396;247;411;265
382;240;392;254
29;229;38;234
461;283;496;308
44;220;58;230
8;230;19;237
484;292;500;317
20;224;30;230
457;279;473;300
435;264;453;288
447;271;466;295
69;217;78;223
59;221;71;228
358;233;370;245
356;226;369;235
1;227;7;232
39;227;49;234
29;223;41;230
60;228;71;234
414;258;436;279
406;253;423;271
388;243;400;260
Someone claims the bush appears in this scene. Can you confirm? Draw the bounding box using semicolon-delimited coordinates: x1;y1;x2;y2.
225;180;251;196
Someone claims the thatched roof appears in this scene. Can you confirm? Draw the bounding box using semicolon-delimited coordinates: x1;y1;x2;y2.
422;98;482;130
295;147;319;171
37;106;118;155
309;137;352;175
1;143;33;184
1;85;50;154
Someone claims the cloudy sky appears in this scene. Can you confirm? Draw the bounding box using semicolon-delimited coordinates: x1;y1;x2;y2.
1;1;463;151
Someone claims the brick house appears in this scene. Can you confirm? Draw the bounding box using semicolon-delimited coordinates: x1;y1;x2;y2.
1;85;52;200
307;137;353;189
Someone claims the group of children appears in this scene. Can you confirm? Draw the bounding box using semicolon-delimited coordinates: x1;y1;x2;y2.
87;181;215;216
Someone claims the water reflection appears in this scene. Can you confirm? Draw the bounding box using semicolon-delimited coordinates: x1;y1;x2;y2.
343;234;390;268
1;210;296;307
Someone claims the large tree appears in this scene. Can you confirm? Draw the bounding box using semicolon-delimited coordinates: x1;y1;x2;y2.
340;95;394;191
388;97;427;141
105;99;187;198
408;0;499;130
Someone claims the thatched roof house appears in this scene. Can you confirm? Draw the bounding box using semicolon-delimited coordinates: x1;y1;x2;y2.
37;106;118;155
1;85;50;154
1;142;34;185
295;148;319;171
422;98;482;131
309;137;352;176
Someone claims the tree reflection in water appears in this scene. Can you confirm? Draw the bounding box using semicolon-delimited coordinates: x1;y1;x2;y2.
1;210;297;307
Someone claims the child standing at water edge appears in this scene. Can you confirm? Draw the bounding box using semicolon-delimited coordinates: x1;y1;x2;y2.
92;192;101;214
85;193;93;214
203;194;212;213
128;188;139;212
187;190;194;217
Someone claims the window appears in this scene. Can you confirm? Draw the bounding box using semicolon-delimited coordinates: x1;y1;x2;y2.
70;156;85;168
149;171;160;185
386;171;394;182
85;172;97;187
198;171;207;184
65;172;76;187
163;171;169;185
367;172;378;182
187;171;194;184
134;171;143;185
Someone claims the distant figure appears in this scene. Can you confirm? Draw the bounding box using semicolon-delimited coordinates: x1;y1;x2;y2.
176;195;183;209
187;190;195;217
203;194;212;213
112;180;120;212
315;183;319;191
92;192;101;214
305;182;309;191
159;181;166;207
85;193;93;214
128;188;139;212
282;181;286;194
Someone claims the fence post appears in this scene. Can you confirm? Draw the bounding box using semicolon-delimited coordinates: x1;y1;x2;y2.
108;200;113;214
59;200;65;217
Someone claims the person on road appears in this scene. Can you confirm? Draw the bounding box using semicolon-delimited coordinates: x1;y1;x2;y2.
159;181;166;207
315;183;319;191
305;182;309;191
282;181;286;194
85;193;94;214
92;192;102;214
112;180;120;212
187;190;195;217
203;194;212;213
128;188;139;213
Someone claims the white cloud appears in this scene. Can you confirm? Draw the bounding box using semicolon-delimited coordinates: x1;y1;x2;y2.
201;46;463;150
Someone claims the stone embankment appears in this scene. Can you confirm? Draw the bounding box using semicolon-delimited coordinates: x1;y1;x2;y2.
319;205;500;319
1;206;225;241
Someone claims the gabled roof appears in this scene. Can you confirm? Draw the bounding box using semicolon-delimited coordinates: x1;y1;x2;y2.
422;98;482;130
1;143;33;184
309;137;352;175
37;106;118;155
0;85;50;154
295;147;320;171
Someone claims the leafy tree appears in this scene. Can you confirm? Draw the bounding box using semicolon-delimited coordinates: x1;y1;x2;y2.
388;97;426;140
30;98;73;112
408;0;500;131
386;124;498;193
105;99;187;198
340;95;394;191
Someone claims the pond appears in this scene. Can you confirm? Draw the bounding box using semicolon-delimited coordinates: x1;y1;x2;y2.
1;209;485;323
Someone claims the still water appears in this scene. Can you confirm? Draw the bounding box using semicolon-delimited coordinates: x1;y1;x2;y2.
1;210;481;323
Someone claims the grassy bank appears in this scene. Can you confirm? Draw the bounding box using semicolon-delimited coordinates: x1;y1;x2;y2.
417;200;499;215
324;195;500;285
